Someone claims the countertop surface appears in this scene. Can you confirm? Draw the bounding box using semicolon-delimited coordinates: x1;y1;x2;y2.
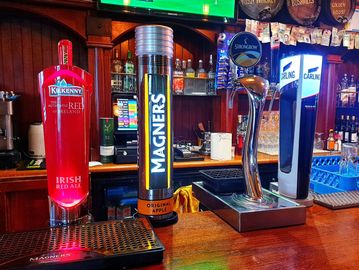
136;205;359;270
0;153;278;180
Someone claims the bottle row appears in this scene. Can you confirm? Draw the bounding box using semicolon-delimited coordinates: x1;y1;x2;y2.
110;49;217;95
173;57;216;95
334;114;358;144
111;49;136;93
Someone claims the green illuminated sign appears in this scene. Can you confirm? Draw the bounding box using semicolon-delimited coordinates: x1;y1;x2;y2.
100;0;235;19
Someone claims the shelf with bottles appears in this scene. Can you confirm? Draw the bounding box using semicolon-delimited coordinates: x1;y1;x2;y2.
335;73;359;109
111;49;136;94
173;56;216;97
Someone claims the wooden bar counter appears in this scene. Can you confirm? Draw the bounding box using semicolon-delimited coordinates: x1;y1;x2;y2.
137;205;359;269
0;153;278;180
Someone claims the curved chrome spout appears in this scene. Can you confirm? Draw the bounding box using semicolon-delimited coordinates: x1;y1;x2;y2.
239;75;269;201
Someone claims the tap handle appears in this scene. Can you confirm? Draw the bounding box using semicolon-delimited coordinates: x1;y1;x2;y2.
58;39;73;65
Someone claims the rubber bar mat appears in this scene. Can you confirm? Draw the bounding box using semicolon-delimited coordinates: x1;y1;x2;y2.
0;218;164;270
313;191;359;209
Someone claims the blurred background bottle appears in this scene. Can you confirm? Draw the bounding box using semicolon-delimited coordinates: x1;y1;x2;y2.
111;49;123;92
196;59;207;78
124;50;135;92
173;58;184;94
185;59;195;77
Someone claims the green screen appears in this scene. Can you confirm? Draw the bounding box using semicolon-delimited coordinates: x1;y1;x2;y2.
100;0;235;19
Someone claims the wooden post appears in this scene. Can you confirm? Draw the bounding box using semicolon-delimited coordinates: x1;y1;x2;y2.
316;55;343;140
86;16;113;161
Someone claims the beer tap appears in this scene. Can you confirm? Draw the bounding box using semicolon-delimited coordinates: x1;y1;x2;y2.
239;75;269;201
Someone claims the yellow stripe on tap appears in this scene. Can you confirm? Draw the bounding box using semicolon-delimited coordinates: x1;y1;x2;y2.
145;74;150;190
167;75;171;189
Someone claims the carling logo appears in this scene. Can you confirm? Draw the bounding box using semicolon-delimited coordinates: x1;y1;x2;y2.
281;61;295;80
304;67;320;80
49;79;83;97
283;61;292;72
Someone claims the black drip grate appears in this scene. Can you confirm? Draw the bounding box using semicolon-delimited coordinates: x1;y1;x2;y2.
199;168;246;194
200;168;244;181
0;218;163;268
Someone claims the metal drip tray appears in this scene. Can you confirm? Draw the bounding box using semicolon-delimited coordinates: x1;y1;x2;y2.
193;182;306;232
0;218;164;270
313;191;359;209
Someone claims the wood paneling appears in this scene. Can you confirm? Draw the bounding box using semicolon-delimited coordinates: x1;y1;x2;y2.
0;12;87;151
0;1;88;39
173;96;220;143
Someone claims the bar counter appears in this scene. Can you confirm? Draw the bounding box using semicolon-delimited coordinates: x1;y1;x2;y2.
137;205;359;269
0;153;278;180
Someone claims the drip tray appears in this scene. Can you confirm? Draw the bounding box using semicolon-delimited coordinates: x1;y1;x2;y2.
0;218;164;270
193;182;306;232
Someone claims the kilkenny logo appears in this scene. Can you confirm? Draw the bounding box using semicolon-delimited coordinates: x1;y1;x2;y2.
49;79;83;97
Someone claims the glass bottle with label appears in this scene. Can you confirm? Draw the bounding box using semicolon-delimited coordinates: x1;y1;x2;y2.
111;49;123;92
182;60;187;73
124;50;135;92
173;58;184;94
344;115;351;143
196;59;207;78
327;129;335;151
338;114;345;140
341;73;349;107
350;115;357;143
207;54;216;95
185;59;195;78
349;75;356;107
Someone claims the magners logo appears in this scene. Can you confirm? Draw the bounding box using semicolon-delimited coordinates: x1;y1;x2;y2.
49;79;83;97
150;94;166;174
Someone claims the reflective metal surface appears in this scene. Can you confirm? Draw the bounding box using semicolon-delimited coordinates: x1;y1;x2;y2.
193;182;306;232
239;75;269;201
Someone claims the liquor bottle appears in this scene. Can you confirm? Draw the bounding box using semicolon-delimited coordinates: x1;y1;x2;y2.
255;63;263;77
111;49;123;92
338;114;345;140
208;55;215;79
344;115;351;143
182;60;187;72
207;54;216;95
124;50;135;92
341;74;349;107
327;129;335;151
236;115;244;155
173;58;184;94
196;60;207;78
349;75;356;107
262;57;270;80
185;59;195;78
350;115;357;143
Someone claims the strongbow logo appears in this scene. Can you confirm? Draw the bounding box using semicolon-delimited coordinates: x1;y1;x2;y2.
304;67;320;80
49;79;83;97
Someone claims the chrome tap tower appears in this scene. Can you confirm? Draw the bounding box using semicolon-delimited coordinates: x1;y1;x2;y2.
193;32;306;232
